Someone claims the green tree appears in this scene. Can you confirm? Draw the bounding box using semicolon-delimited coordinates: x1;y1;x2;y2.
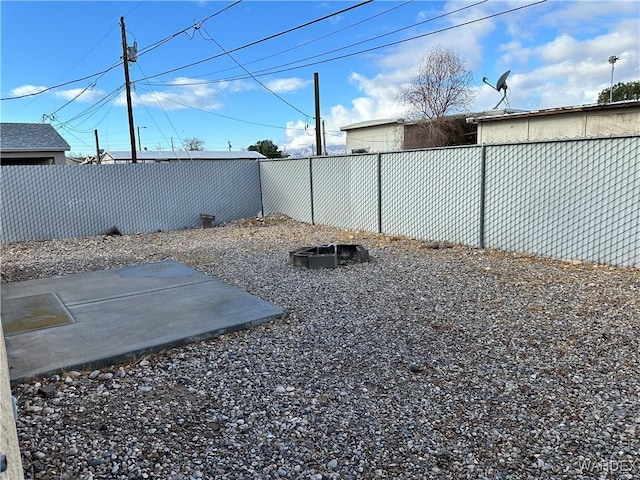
248;139;287;159
183;137;205;151
597;80;640;103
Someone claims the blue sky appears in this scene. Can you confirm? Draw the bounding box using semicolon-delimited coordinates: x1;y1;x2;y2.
1;0;638;157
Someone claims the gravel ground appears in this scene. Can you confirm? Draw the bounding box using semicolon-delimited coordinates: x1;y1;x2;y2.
2;215;639;480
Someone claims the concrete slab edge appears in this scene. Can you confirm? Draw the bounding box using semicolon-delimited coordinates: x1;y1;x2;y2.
9;311;285;386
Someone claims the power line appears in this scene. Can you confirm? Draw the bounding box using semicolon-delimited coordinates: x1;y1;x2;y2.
135;84;307;132
185;0;416;81
43;59;123;120
136;0;242;57
0;64;122;101
147;0;545;87
138;1;373;82
0;1;239;102
54;86;124;129
131;62;186;159
197;25;312;118
138;0;489;88
247;0;490;78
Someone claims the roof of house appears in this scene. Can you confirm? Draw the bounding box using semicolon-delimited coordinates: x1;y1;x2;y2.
340;112;499;131
103;150;267;161
467;100;640;124
0;123;71;151
340;118;405;131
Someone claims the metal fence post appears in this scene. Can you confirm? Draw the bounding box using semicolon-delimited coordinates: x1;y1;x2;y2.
258;160;265;217
309;157;315;225
377;152;383;234
479;145;487;249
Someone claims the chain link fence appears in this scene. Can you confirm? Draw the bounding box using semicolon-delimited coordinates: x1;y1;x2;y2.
261;137;638;267
2;138;637;267
259;158;313;223
382;147;482;246
1;161;262;244
484;137;638;266
312;154;380;232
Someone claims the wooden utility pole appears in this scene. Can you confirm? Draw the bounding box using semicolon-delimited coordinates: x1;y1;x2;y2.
94;129;101;164
120;16;137;163
314;72;322;156
322;120;327;155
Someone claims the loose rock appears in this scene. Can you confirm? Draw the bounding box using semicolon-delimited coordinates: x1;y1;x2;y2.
4;216;639;479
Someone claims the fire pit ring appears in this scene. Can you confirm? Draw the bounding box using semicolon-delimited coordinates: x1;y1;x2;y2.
289;244;370;269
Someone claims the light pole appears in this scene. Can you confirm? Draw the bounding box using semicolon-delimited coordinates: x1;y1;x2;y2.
608;55;619;103
137;126;146;151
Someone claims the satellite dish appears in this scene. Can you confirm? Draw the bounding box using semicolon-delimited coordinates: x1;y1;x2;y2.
482;70;511;109
496;70;510;92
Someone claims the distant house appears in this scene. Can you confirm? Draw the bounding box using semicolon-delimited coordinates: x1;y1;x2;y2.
340;115;477;154
98;150;266;164
0;123;70;165
466;100;640;144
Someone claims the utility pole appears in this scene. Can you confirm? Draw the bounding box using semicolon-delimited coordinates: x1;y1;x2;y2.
322;120;327;155
314;72;322;156
94;129;101;164
120;16;137;163
137;125;146;151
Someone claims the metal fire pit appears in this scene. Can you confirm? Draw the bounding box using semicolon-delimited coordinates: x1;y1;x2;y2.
289;244;370;269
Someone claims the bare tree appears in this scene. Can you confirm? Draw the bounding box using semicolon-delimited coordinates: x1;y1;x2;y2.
183;137;205;151
400;46;475;147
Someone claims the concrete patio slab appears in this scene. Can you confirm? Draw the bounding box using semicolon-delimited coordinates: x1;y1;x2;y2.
1;261;284;384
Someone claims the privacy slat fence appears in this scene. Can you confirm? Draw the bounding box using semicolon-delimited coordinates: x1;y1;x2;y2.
1;137;638;267
260;136;638;268
0;161;262;243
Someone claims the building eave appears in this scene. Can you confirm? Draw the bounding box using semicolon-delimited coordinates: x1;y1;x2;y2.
340;118;405;131
467;100;640;124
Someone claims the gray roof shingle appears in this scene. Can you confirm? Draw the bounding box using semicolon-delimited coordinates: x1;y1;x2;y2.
0;123;71;151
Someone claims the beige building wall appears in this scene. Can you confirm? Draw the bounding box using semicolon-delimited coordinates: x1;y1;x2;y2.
344;123;404;153
585;110;640;136
476;107;640;144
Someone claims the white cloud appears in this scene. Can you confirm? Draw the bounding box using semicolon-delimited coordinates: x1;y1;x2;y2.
53;87;105;103
265;77;309;93
489;16;640;110
279;1;639;151
537;0;640;29
10;84;48;97
283;119;317;150
120;77;229;110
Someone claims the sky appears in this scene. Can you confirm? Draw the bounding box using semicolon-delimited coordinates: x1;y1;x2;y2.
1;0;638;157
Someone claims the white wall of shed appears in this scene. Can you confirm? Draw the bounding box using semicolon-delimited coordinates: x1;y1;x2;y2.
345;124;404;153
